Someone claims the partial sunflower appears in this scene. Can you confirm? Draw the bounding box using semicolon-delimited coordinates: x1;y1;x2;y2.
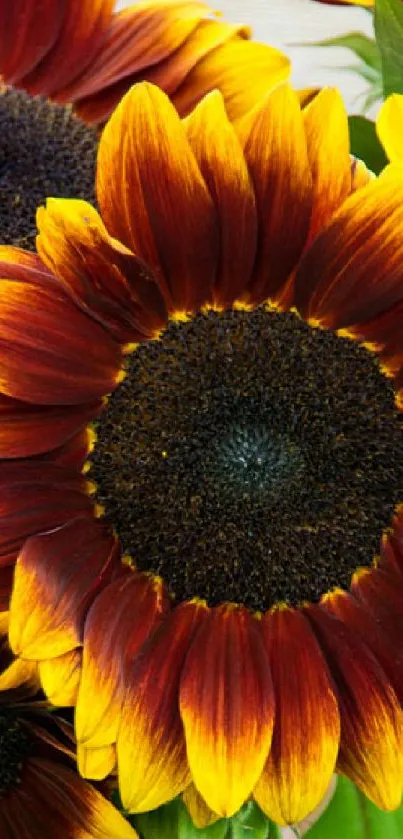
0;0;289;126
376;94;403;163
3;81;402;833
0;612;137;838
312;0;373;5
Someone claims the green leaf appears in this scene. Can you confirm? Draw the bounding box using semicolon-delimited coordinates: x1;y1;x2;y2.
231;801;271;839
305;32;381;71
131;800;181;839
306;776;403;839
375;0;403;96
177;800;229;839
348;115;388;174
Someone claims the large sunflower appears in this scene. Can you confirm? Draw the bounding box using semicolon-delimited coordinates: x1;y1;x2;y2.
3;80;403;832
0;612;137;838
0;0;289;125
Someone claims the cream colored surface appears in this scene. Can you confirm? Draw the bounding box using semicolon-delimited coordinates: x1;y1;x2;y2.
117;0;374;114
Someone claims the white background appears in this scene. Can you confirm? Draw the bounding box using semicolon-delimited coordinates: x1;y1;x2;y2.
116;0;374;114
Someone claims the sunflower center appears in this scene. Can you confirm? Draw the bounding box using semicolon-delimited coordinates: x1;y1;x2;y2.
91;308;403;611
0;88;97;250
0;714;31;795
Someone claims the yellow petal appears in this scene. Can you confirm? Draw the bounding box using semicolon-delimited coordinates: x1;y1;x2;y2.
376;94;403;163
39;649;82;706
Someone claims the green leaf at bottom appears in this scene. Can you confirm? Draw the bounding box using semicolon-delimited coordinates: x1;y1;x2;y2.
306;776;403;839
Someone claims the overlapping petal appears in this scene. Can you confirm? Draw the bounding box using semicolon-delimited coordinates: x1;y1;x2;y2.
303;88;351;240
0;246;124;405
73;12;250;124
13;0;115;97
236;84;313;305
97;82;218;313
76;569;171;752
0;0;64;83
9;516;121;660
0;392;101;459
294;165;403;331
180;604;274;818
0;461;94;570
36;199;168;343
254;606;340;826
117;599;207;812
39;649;82;705
184;90;257;308
171;38;290;122
305;603;403;810
19;759;138;839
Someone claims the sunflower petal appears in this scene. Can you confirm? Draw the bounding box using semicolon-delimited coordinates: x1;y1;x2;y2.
0;392;100;460
376;95;403;163
0;248;123;405
76;570;171;749
39;649;82;706
0;0;63;83
254;606;340;826
77;744;117;781
0;461;94;568
303;88;351;240
19;0;114;97
172;38;290;122
9;516;121;660
63;2;218;106
97;82;217;313
305;602;403;810
351;566;403;647
117;599;207;813
236;84;313;306
37;199;168;342
24;758;138;839
184;90;257;307
180;604;274;818
322;588;403;707
294;164;403;329
182;783;220;828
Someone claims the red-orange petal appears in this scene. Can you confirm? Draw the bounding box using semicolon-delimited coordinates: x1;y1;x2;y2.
180;604;274;818
254;606;340;826
184;90;257;307
0;461;94;568
97;82;218;314
172;37;290;122
351;565;403;647
36;199;168;343
18;0;115;97
305;602;403;810
303;88;351;242
236;84;313;306
117;600;207;813
0;247;123;405
40;426;95;471
322;588;403;707
0;0;63;83
18;758;138;839
0;391;100;459
294;165;403;329
9;516;121;660
64;3;228;105
76;569;171;750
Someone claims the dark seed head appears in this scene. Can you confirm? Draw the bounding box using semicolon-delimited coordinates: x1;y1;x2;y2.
0;87;97;250
91;308;403;611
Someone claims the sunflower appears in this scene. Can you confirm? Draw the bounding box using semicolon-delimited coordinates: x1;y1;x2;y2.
0;0;289;126
3;80;403;832
0;611;137;838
